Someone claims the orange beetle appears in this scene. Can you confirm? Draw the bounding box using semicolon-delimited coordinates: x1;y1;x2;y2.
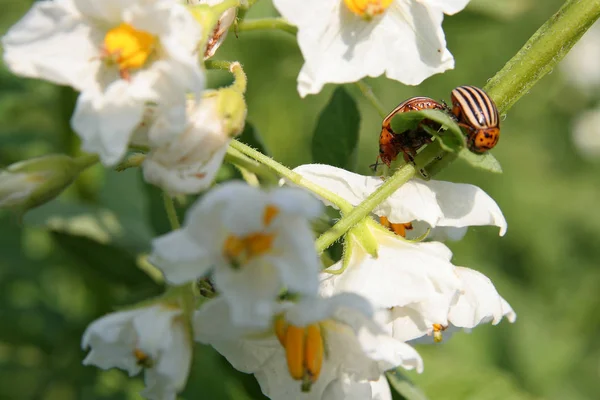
375;96;445;169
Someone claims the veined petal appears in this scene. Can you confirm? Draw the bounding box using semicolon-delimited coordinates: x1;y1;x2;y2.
2;0;100;90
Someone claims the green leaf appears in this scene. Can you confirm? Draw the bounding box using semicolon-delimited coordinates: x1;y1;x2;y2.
458;148;503;173
387;368;429;400
311;87;360;169
390;109;465;153
238;121;271;156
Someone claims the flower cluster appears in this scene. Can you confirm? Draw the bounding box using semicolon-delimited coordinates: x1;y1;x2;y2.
1;0;517;399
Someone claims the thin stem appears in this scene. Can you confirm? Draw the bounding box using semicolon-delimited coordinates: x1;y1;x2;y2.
485;0;600;114
229;139;354;213
315;163;416;252
205;60;232;70
163;193;181;230
72;154;100;172
210;0;241;17
224;146;279;184
354;81;387;119
237;18;298;35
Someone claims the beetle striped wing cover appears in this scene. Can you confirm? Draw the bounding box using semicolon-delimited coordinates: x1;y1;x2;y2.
451;86;499;129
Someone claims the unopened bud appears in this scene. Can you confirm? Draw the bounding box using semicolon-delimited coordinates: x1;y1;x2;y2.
0;154;98;213
186;0;237;59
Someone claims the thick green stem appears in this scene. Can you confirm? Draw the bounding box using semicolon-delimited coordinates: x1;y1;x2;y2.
237;18;298;35
205;60;232;70
354;81;387;119
315;164;416;252
229;140;354;213
485;0;600;114
163;193;181;230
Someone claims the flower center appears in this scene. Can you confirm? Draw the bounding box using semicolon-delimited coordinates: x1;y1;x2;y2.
102;23;157;79
222;205;279;267
133;348;154;368
223;233;275;267
275;318;324;392
379;216;413;237
432;323;447;343
343;0;393;19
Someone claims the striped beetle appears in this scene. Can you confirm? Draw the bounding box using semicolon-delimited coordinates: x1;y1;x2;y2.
375;96;445;169
450;85;500;153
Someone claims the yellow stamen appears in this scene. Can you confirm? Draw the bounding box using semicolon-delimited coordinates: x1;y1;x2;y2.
274;316;287;346
343;0;393;19
263;205;280;226
223;232;275;266
277;322;325;391
285;325;305;381
304;324;323;383
379;216;413;237
432;323;446;343
103;23;157;77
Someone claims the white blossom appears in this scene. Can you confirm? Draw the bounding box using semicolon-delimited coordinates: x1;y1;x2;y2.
81;304;192;400
272;0;470;97
142;90;245;194
151;182;323;328
194;295;422;400
293;163;506;240
2;0;205;165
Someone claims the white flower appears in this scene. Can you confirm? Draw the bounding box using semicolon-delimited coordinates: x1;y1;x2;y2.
2;0;205;165
272;0;470;97
142;90;246;194
194;294;422;400
390;266;516;343
151;183;323;328
321;221;462;340
571;106;600;159
561;20;600;95
293;163;506;240
81;304;192;400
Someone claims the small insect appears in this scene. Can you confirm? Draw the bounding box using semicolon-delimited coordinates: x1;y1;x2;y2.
450;85;500;153
374;97;445;169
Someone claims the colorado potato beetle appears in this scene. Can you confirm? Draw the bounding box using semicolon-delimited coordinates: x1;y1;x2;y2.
375;96;445;169
450;86;500;153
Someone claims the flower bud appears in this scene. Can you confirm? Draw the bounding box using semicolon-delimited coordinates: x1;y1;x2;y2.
142;86;247;194
0;154;97;212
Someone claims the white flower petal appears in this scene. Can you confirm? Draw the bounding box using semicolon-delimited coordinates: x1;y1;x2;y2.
2;0;100;90
421;0;471;15
292;164;380;207
274;0;457;96
449;267;510;328
151;229;213;284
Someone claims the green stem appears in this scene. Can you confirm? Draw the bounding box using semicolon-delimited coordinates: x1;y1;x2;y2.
237;18;298;35
205;60;232;70
229;139;354;213
224;146;279;184
484;0;600;114
163;193;181;230
315;163;416;252
72;154;100;172
210;0;241;17
354;81;387;119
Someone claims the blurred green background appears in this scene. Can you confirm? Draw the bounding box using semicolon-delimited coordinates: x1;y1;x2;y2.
1;0;600;399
